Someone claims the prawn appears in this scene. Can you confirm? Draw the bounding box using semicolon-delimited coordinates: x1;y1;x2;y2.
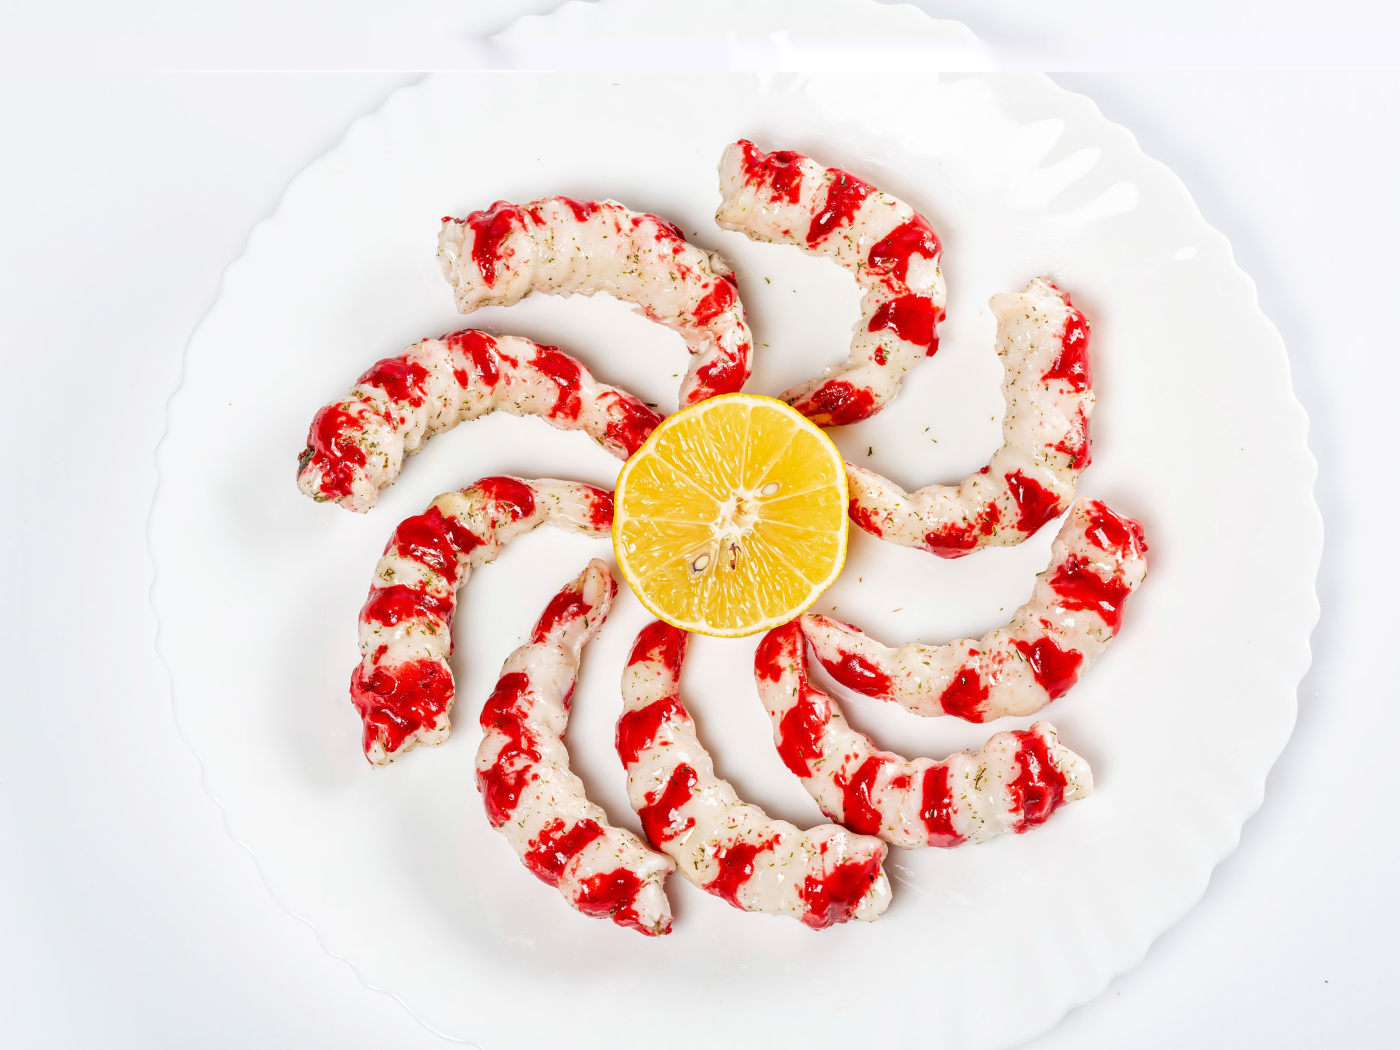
439;197;752;408
618;621;892;929
476;560;675;936
802;498;1147;721
755;622;1092;849
351;475;613;765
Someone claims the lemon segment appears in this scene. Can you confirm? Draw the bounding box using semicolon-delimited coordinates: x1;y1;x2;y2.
613;394;848;638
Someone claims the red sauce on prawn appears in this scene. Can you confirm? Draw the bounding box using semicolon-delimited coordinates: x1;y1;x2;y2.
386;506;482;586
524;818;605;886
867;216;941;286
868;294;940;353
919;764;964;847
737;140;805;204
776;686;830;777
1048;556;1132;632
1008;731;1069;831
638;764;698;846
573;868;654;934
1042;307;1091;392
601;394;662;457
798;855;882;929
1006;470;1063;534
301;404;367;499
1010;637;1084;700
793;380;877;426
924;503;1001;558
529;345;584;421
464;201;524;287
356;356;430;407
705;837;779;908
819;648;893;699
360;584;454;627
444;329;502;389
837;756;888;836
476;476;536;521
616;695;687;768
938;662;988;722
807;170;873;245
529;590;587;644
476;671;542;827
350;657;453;759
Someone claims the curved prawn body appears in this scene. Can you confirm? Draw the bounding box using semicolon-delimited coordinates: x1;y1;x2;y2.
297;329;662;513
475;560;675;937
754;622;1093;850
618;621;892;930
439;196;752;407
803;498;1148;721
846;278;1097;558
352;475;613;766
300;149;1151;937
715;139;945;426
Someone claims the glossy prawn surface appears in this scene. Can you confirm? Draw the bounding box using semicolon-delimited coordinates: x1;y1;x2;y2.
845;278;1095;558
754;622;1093;850
439;196;752;408
715;139;945;426
618;621;892;930
351;476;613;766
297;329;661;513
804;498;1148;721
475;560;675;936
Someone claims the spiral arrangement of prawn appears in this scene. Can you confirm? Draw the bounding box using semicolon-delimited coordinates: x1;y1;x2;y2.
438;196;752;407
297;329;662;513
299;152;1150;936
352;475;613;766
715;139;946;426
618;621;892;929
803;498;1148;721
754;622;1092;849
846;278;1096;557
475;560;675;936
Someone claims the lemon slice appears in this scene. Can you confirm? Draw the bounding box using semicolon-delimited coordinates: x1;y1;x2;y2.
613;393;848;638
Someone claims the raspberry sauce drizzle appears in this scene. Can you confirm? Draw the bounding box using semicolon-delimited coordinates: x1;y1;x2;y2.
807;170;873;245
1042;307;1091;392
1011;637;1084;700
819;646;894;699
937;663;989;722
837;756;888;836
868;294;940;353
386;507;481;586
737;139;805;203
350;658;453;758
1006;470;1063;534
798;855;883;930
638;764;698;846
356;356;430;407
360;584;454;628
616;695;687;768
705;838;778;908
465;201;524;286
524;818;606;886
1008;732;1069;831
301;405;366;499
867;216;941;286
573;869;649;933
476;672;542;827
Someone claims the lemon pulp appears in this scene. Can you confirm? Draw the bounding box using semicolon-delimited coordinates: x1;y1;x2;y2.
613;394;848;638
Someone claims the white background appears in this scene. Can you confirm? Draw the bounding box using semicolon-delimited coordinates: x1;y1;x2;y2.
2;1;1395;1047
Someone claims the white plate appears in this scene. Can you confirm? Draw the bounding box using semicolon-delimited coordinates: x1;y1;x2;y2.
150;16;1319;1050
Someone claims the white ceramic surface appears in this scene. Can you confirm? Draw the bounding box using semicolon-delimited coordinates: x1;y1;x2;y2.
149;29;1319;1050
